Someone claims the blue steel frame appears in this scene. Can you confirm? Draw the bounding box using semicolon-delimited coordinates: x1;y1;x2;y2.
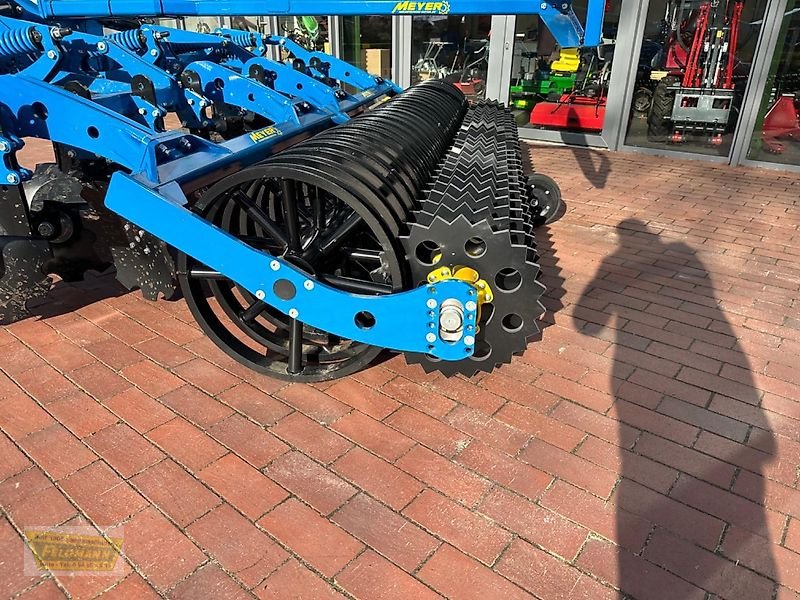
0;0;605;359
14;0;605;47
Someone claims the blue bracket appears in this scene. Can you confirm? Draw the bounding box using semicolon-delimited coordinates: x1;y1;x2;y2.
239;56;349;120
181;59;301;125
265;35;396;92
106;172;479;359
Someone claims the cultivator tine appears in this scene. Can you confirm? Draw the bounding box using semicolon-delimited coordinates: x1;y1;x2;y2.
0;143;53;324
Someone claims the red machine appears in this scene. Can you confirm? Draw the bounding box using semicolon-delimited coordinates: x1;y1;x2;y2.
648;0;744;144
529;46;611;132
762;94;800;154
529;90;606;132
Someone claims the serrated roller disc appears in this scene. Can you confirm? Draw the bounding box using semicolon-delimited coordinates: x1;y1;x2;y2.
401;215;545;376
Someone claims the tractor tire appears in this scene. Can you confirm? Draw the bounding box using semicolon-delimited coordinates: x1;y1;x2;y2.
647;78;677;142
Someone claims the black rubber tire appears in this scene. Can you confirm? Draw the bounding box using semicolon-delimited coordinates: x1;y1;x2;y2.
528;173;563;226
632;87;654;114
647;78;677;142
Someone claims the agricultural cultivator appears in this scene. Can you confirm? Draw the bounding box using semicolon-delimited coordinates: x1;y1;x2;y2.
0;0;603;381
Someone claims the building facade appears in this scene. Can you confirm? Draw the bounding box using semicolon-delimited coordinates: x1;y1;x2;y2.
177;1;800;172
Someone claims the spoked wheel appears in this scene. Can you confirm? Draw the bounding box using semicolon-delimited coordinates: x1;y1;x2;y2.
177;164;407;382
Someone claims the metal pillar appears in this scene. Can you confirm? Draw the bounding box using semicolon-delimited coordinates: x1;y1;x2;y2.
392;15;412;88
486;16;514;102
604;0;650;151
329;15;342;58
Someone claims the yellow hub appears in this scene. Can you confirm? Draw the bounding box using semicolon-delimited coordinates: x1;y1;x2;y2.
427;266;493;328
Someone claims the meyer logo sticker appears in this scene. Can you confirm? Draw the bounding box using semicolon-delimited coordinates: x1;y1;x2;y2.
392;1;450;14
249;126;283;143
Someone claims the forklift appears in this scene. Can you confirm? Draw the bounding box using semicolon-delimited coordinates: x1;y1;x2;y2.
647;0;745;145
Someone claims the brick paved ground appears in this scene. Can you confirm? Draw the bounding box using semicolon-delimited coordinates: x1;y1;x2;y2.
1;139;799;599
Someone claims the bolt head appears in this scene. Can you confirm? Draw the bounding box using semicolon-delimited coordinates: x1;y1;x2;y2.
270;260;280;271
426;299;437;309
303;280;314;291
426;333;437;343
96;41;106;51
255;290;266;300
0;141;8;152
47;50;57;59
138;108;147;115
152;109;160;117
540;2;548;9
150;49;158;56
6;173;18;184
464;335;475;346
37;221;55;237
465;301;477;312
288;308;299;318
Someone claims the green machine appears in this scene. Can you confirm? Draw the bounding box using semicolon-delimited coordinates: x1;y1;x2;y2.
510;47;580;109
511;72;577;108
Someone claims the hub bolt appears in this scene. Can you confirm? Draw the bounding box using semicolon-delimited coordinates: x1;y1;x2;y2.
37;221;56;237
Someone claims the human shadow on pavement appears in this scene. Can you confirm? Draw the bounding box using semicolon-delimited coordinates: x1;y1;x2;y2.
576;218;778;599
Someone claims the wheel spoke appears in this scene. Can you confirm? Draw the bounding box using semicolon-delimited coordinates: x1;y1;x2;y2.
239;298;267;323
287;318;304;374
307;211;364;261
341;248;383;262
319;273;392;295
281;178;302;254
231;189;289;249
187;268;226;280
237;235;283;252
311;185;324;231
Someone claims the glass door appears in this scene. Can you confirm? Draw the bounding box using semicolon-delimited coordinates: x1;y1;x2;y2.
744;0;800;167
410;15;492;100
506;2;622;137
342;17;393;79
621;0;770;158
